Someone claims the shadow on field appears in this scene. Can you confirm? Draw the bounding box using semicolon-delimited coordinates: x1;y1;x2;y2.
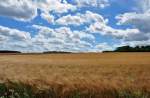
0;81;149;98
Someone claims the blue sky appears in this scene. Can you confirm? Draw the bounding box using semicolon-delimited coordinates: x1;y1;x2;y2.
0;0;150;52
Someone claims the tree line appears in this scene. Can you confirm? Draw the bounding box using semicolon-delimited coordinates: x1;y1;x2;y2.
114;45;150;52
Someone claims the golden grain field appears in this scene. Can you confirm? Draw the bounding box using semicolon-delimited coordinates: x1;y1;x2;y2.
0;52;150;97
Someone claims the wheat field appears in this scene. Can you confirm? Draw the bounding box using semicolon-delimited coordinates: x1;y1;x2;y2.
0;52;150;98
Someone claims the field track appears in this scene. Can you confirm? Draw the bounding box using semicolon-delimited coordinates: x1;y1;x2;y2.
0;52;150;97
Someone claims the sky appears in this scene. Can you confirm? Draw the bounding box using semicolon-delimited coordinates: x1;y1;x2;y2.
0;0;150;52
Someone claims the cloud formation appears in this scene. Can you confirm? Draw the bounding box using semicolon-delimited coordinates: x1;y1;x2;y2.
41;12;55;23
35;0;76;14
0;0;76;21
115;0;150;43
0;0;37;21
0;25;31;41
0;0;150;52
32;25;95;52
73;0;109;8
56;11;106;26
0;25;32;52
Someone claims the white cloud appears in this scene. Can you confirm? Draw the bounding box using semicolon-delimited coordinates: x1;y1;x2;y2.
36;0;109;24
73;0;109;8
56;9;147;43
35;0;76;14
94;43;113;52
118;40;150;48
56;14;84;26
115;0;150;43
73;31;95;41
33;24;94;44
0;0;109;22
41;12;55;23
34;0;77;24
0;25;31;41
1;0;150;52
56;11;107;26
116;12;150;33
137;0;150;12
0;0;76;21
0;0;37;21
0;35;6;42
32;25;95;52
0;25;32;52
87;21;140;40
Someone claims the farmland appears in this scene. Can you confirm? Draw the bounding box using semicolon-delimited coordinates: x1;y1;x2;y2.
0;52;150;98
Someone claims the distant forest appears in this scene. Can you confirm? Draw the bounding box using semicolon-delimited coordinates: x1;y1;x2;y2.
104;45;150;52
114;46;150;52
43;51;72;54
0;50;21;53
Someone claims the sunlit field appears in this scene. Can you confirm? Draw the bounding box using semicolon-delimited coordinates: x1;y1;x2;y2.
0;53;150;98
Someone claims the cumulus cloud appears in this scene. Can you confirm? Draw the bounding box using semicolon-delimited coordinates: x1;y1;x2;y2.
55;9;144;42
56;11;107;26
73;31;95;41
87;20;141;40
35;0;76;14
0;25;31;41
0;0;109;22
73;0;109;8
115;0;150;43
116;12;150;33
1;0;150;52
121;40;150;47
32;25;95;52
56;14;84;26
0;25;32;52
36;0;110;24
0;0;37;21
94;43;113;52
137;0;150;12
41;12;55;23
0;25;93;52
0;0;76;21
